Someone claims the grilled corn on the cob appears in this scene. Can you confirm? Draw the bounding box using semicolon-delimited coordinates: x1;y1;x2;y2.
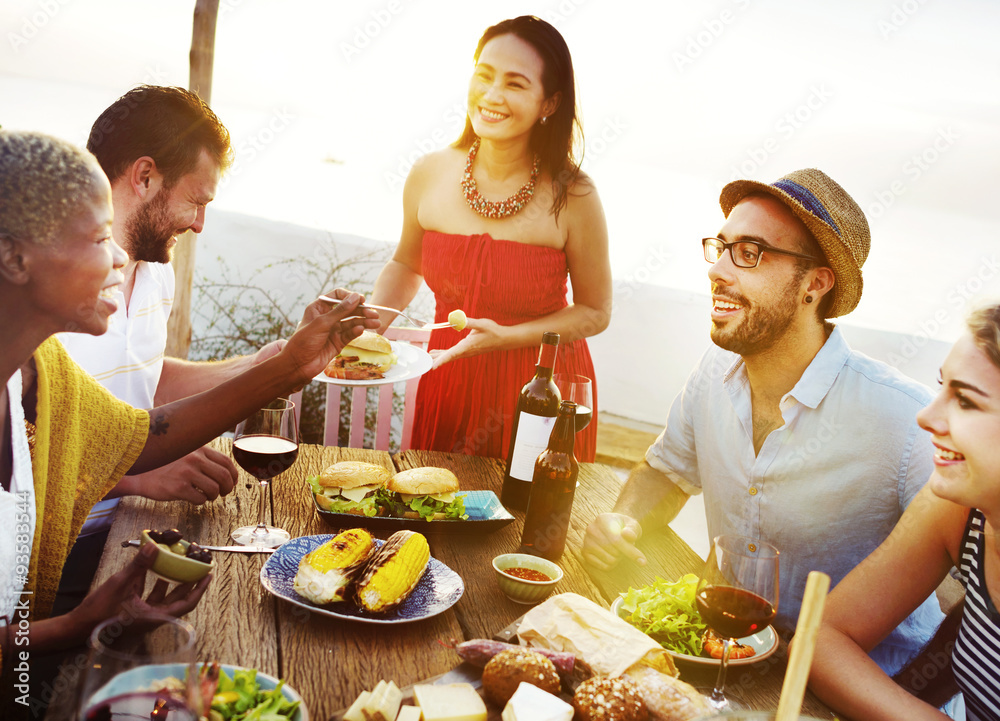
293;528;376;604
355;530;430;613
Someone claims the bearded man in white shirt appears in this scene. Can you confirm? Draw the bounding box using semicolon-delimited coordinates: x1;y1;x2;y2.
582;169;943;676
53;86;277;610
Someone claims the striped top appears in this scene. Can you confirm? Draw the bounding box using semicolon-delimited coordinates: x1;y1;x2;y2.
953;508;1000;720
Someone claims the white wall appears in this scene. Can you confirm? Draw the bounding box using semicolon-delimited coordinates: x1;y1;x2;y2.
589;284;951;427
193;211;951;426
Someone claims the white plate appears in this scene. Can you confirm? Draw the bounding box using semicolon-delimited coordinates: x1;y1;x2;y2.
610;595;779;667
260;534;464;624
313;341;433;387
85;662;307;721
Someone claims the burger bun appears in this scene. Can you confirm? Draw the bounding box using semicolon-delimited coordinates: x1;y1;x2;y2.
347;330;392;354
387;467;459;496
324;331;397;380
318;461;393;490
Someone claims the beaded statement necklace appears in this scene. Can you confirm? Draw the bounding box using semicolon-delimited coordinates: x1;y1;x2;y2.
462;139;541;220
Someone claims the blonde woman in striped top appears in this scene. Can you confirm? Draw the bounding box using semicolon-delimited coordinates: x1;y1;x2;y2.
810;301;1000;720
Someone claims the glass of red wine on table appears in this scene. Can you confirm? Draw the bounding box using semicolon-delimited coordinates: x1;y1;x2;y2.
553;373;593;432
77;613;199;721
696;535;780;711
231;398;300;548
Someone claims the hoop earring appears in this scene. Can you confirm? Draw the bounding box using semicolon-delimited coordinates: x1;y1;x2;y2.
805;295;814;304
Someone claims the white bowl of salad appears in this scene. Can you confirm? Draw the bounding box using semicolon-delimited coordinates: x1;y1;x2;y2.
84;662;306;721
612;574;778;667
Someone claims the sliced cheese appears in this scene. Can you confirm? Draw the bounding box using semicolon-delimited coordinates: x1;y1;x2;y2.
412;683;487;721
339;484;381;503
344;691;372;721
340;346;397;366
396;706;423;721
399;492;456;503
365;680;402;721
361;682;387;721
501;682;573;721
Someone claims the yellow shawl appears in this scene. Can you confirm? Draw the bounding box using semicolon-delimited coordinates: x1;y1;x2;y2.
28;337;148;619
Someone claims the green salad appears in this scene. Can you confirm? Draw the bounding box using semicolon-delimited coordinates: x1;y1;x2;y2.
205;667;299;721
150;665;301;721
618;574;707;656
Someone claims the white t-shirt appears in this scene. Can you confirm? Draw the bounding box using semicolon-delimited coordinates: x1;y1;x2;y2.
58;261;174;536
1;370;37;619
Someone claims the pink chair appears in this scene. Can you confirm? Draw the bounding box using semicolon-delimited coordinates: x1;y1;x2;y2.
295;326;430;450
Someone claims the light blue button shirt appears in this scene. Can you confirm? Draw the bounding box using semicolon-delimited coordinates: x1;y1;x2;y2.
647;326;943;675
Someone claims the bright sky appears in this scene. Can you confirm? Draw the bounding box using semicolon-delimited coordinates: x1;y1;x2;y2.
2;0;999;339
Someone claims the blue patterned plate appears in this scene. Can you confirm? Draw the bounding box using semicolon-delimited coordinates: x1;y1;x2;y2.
260;535;464;624
313;490;515;533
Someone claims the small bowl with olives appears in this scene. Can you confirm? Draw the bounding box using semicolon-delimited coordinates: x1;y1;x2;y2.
140;529;214;583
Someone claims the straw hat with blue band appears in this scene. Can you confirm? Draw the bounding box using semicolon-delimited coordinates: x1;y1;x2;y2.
719;168;871;319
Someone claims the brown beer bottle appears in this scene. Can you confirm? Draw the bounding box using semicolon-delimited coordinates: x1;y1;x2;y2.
501;332;561;510
519;400;578;561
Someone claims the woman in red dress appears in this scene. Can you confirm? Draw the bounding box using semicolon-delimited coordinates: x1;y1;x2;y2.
371;16;612;461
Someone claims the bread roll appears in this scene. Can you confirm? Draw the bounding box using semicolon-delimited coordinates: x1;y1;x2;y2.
623;665;712;721
324;331;397;379
573;676;648;721
318;461;393;490
315;494;338;511
387;467;459;496
350;330;392;354
481;648;561;706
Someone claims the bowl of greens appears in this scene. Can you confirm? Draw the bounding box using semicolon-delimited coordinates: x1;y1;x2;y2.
612;574;778;667
86;662;306;721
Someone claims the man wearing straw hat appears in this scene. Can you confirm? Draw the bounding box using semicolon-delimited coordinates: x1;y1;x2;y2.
583;169;943;675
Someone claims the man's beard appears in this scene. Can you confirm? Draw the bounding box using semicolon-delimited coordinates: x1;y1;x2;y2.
124;188;175;264
710;269;806;357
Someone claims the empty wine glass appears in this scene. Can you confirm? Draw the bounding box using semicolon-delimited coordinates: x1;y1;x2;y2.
77;614;199;721
696;535;780;710
231;398;299;548
553;373;593;433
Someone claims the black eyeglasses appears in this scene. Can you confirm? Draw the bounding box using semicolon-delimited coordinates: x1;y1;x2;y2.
702;237;819;269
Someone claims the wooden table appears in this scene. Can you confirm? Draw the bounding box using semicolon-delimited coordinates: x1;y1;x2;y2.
47;442;834;720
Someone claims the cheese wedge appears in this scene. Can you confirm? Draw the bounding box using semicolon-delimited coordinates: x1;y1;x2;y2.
501;682;573;721
412;683;487;721
364;680;402;721
343;691;372;721
396;706;423;721
360;682;386;721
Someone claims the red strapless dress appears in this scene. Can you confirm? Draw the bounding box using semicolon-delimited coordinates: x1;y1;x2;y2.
412;231;597;461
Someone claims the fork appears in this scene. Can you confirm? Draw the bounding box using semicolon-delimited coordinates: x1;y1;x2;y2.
318;296;453;330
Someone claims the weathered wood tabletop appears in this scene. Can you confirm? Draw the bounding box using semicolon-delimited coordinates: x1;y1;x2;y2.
48;441;834;720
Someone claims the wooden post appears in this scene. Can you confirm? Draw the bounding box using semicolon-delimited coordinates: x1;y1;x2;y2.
165;0;220;358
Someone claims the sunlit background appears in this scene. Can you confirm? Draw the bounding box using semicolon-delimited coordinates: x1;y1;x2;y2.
3;0;998;341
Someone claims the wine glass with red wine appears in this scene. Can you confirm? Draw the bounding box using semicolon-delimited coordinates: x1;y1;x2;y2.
77;614;199;721
553;374;594;433
231;398;299;548
696;535;780;710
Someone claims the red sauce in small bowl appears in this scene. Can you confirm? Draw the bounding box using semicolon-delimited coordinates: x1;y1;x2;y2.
503;567;552;582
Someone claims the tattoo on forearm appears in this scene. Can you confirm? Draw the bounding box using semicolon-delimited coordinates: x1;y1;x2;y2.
151;414;170;436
